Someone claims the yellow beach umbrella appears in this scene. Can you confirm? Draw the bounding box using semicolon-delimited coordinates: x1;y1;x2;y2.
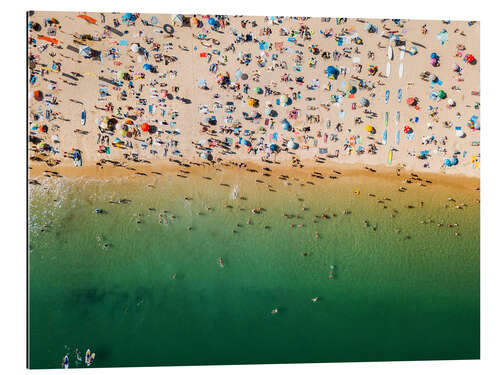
365;125;373;133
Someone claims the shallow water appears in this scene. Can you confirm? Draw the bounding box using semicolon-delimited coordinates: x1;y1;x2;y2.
28;169;479;368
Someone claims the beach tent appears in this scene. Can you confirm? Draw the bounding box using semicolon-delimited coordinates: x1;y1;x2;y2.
79;45;92;58
77;14;97;24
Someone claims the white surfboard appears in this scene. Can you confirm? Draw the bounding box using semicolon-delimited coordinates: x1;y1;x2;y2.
388;45;393;60
398;63;403;79
386;62;391;77
400;48;405;61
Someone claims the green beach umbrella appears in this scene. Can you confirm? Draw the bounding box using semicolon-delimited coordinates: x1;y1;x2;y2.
438;90;447;99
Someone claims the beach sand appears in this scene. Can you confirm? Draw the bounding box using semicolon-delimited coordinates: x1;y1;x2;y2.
28;12;480;180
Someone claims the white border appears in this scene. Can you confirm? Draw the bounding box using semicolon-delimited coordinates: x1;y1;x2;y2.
1;1;498;374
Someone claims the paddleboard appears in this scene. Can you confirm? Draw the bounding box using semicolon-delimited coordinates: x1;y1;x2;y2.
384;90;389;104
388;148;393;164
386;62;391;77
384;111;389;126
382;129;387;145
81;110;86;125
397;88;402;102
400;48;405;60
396;111;400;122
396;130;400;145
398;63;403;79
388;45;393;60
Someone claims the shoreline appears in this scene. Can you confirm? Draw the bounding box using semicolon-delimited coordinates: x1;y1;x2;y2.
28;157;480;193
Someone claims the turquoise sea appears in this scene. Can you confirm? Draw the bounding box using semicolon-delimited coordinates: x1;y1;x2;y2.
28;167;480;368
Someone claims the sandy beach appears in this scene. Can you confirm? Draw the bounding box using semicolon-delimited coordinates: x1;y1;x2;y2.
28;12;480;181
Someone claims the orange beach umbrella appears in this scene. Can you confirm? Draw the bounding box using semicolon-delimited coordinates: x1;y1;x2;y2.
38;36;59;45
141;123;150;132
77;14;97;24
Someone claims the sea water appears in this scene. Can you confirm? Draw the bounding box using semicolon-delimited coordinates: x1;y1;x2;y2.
28;168;479;368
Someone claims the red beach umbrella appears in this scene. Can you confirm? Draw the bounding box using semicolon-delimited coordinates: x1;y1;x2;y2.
141;123;150;132
406;97;416;106
465;54;475;63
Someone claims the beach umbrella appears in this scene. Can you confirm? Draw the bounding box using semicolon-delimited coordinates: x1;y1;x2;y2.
406;97;416;106
130;43;139;53
254;87;263;94
281;119;291;131
208;17;216;26
34;90;43;101
444;158;452;167
200;152;208;159
172;14;184;25
456;129;465;138
430;52;438;59
197;78;207;88
287;140;298;150
77;14;97;24
122;13;136;22
438;90;447;99
190;16;199;27
143;64;153;71
79;45;91;58
265;107;272;115
452;63;460;71
466;54;475;63
141;123;150;132
360;97;369;107
279;94;289;106
447;98;455;106
365;125;374;133
451;156;458;165
248;98;258;107
270;143;278;152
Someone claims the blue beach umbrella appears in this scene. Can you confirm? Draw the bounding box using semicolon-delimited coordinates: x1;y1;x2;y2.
281;119;291;130
444;158;452;166
143;64;153;71
269;143;278;152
